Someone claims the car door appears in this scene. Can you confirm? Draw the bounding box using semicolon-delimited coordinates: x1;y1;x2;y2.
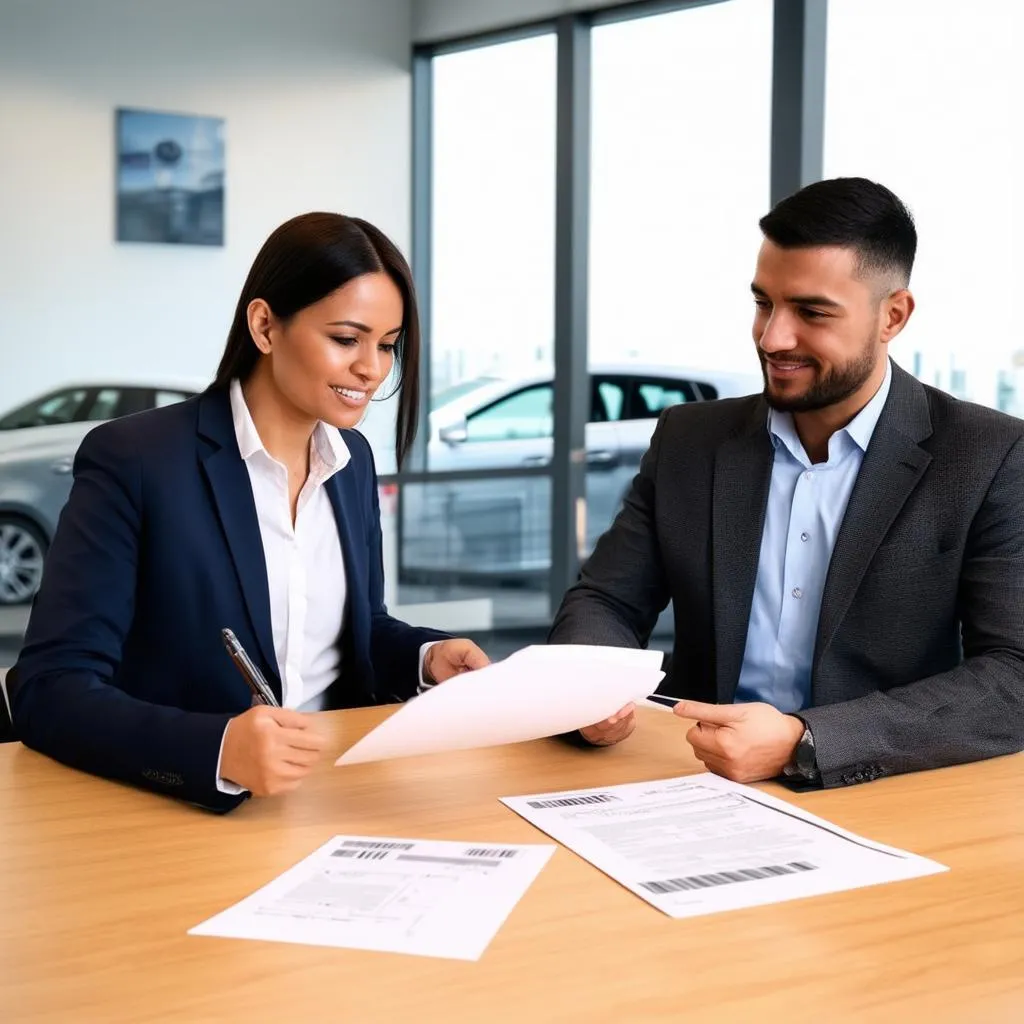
424;383;554;574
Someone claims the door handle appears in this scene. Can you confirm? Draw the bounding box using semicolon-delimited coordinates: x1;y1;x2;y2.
586;449;618;469
50;456;74;475
522;455;551;467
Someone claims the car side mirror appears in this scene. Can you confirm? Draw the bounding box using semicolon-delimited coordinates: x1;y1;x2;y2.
439;419;468;445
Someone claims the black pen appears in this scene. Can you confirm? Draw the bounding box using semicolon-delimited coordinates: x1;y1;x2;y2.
221;627;280;708
643;693;683;711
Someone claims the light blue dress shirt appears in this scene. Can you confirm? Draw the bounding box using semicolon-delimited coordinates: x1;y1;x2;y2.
734;360;893;712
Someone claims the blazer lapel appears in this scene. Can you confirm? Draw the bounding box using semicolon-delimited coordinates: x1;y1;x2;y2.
712;400;774;702
325;467;363;607
812;364;933;676
196;390;279;684
325;462;372;697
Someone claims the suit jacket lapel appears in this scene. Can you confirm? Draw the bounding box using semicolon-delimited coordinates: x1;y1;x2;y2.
712;399;774;702
196;390;279;685
325;459;372;671
325;467;363;613
812;364;933;677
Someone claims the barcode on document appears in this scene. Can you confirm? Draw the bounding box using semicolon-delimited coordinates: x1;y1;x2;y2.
526;793;620;809
640;861;817;894
332;849;390;861
341;840;415;850
464;848;518;859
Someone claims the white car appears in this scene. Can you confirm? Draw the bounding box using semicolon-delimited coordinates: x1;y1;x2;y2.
402;363;761;579
0;378;206;604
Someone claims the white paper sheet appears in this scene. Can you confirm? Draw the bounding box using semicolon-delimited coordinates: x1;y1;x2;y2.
189;835;555;961
336;644;664;766
501;774;947;919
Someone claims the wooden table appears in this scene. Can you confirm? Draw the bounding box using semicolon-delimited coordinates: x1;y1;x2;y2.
2;707;1023;1022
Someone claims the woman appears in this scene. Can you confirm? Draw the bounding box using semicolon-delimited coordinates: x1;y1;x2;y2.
9;213;489;811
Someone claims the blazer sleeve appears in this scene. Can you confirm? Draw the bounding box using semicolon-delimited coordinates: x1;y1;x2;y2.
9;425;244;813
548;409;672;648
800;434;1024;785
353;434;450;701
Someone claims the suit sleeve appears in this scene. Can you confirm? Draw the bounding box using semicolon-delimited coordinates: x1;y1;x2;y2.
548;409;672;648
9;426;244;812
355;436;450;701
801;435;1024;786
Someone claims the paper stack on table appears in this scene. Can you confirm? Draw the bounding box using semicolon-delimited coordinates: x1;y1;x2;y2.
502;773;948;919
190;835;555;961
336;644;664;766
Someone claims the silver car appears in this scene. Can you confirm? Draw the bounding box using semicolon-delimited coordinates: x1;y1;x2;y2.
402;363;761;580
0;380;204;604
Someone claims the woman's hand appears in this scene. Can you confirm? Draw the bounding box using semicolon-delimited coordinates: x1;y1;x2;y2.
424;639;490;683
220;705;328;796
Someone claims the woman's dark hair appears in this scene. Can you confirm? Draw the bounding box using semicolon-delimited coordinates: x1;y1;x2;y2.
211;212;421;467
759;177;917;286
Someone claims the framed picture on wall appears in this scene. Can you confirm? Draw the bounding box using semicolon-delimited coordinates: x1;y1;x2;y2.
115;108;225;246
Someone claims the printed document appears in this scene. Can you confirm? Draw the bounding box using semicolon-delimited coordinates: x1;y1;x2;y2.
336;644;664;766
189;835;555;961
501;774;946;919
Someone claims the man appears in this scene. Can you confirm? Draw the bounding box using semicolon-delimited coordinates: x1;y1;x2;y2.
552;177;1024;788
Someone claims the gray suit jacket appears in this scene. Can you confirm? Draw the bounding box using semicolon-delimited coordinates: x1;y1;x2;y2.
550;362;1024;786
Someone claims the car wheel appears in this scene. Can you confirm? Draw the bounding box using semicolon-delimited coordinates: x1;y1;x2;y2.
0;516;48;606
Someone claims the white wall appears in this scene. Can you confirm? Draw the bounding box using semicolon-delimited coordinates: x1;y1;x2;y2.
414;0;647;42
0;0;412;466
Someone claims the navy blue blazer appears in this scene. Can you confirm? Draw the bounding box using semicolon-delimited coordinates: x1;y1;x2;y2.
9;389;449;811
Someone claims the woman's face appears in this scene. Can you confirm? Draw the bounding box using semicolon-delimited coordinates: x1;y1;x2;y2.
252;271;404;430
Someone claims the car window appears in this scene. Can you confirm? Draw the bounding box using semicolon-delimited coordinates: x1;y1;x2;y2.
593;379;626;422
693;380;719;400
113;388;152;417
154;389;192;408
465;384;553;441
85;388;122;421
0;388;90;428
627;378;698;420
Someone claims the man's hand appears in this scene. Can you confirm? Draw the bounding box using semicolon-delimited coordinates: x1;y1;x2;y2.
673;700;804;783
220;706;328;796
424;638;490;683
579;703;636;747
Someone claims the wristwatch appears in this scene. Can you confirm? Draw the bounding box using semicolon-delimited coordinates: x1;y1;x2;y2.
783;720;819;782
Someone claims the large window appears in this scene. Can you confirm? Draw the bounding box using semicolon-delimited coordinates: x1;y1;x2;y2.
589;0;773;383
402;33;558;638
584;0;772;557
825;0;1023;413
430;34;557;431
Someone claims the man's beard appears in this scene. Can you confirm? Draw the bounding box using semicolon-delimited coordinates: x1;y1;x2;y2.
758;339;878;413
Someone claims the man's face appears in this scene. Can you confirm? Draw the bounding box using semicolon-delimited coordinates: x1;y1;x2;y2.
751;241;893;413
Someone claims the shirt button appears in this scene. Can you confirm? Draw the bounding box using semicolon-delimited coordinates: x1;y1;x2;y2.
804;470;814;480
800;532;810;542
792;587;803;599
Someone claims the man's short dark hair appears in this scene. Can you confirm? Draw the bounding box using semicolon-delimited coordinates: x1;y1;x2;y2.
759;177;917;287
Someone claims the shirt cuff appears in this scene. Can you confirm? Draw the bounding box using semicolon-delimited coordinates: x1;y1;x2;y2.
417;640;443;695
215;723;248;796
